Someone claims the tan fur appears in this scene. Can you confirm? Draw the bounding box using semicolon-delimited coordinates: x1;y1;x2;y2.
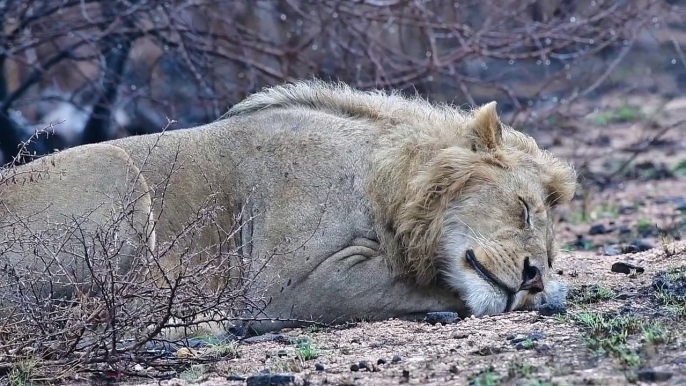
0;80;576;335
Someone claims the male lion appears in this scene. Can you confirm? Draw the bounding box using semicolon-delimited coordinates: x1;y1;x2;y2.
0;80;576;335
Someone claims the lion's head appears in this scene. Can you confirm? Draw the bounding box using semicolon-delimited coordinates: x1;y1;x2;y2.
370;99;577;317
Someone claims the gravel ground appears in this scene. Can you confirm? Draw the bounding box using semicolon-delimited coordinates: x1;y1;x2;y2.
109;240;685;386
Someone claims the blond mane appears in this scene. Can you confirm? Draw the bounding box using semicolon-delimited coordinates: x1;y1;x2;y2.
228;80;577;285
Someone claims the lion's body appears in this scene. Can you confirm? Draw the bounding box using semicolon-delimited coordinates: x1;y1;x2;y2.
0;81;576;334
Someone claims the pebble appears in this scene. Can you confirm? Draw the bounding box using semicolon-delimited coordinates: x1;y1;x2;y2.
515;341;535;350
611;261;645;275
618;206;636;215
423;311;461;325
602;245;621;256
315;363;325;371
227;374;246;381
377;358;387;365
589;223;610;235
475;346;501;356
350;363;360;372
392;354;403;363
537;303;567;316
637;369;673;382
615;292;635;300
510;331;546;343
617;224;632;235
245;374;296;386
623;239;654;253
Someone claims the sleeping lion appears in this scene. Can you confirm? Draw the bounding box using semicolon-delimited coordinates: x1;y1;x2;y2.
0;80;576;335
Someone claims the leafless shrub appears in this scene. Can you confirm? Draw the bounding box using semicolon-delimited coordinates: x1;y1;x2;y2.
1;0;676;163
0;130;280;382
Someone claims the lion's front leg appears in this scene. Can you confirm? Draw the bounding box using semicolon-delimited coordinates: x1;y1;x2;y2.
245;237;467;334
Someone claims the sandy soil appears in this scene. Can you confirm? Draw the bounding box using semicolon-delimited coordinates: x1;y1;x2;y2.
106;242;686;386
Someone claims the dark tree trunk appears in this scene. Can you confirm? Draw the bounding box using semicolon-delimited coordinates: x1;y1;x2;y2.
81;34;132;145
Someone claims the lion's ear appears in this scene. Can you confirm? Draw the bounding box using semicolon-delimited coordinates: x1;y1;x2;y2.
468;101;503;152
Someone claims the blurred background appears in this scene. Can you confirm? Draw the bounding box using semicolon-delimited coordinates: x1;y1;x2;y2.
1;0;684;252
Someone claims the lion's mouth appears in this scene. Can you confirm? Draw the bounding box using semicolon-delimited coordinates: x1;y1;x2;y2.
465;249;517;313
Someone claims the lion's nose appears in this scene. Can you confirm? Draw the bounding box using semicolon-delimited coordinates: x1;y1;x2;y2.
520;258;544;293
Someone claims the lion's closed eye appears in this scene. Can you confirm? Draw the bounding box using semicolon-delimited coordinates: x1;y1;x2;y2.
518;198;531;228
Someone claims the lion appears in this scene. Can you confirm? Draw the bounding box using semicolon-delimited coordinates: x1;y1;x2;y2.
0;80;576;336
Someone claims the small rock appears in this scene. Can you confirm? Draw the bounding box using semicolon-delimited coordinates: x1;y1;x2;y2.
536;343;552;352
449;365;460;374
615;292;635;300
617;224;632;235
529;331;546;341
402;369;410;379
515;341;536;350
475;346;501;356
602;245;621;256
133;364;145;372
350;364;360;372
511;332;545;344
359;360;371;371
227;374;246;381
637;369;673;382
246;374;296;386
452;333;469;339
377;358;387;365
537;303;567;316
589;224;609;235
623;240;654;254
276;349;288;358
611;262;645;275
618;206;635;215
392;355;402;363
423;311;461;325
315;363;325;371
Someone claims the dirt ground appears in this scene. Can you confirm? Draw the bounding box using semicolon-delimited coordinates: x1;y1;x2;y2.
106;245;686;386
60;91;681;386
